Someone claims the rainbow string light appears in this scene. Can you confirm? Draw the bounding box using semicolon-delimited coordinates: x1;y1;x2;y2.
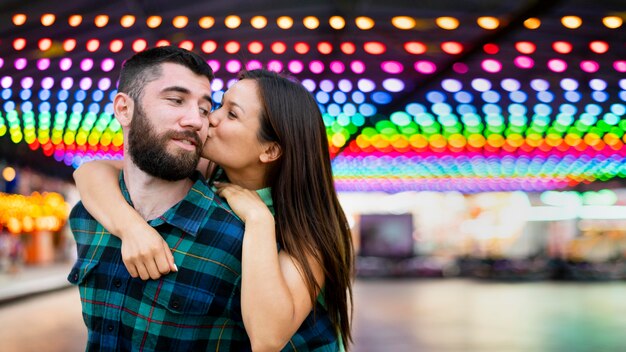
0;11;624;193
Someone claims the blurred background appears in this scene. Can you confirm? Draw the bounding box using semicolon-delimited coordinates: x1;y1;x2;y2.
0;0;626;351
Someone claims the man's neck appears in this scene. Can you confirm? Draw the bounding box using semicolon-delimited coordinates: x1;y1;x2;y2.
123;163;194;221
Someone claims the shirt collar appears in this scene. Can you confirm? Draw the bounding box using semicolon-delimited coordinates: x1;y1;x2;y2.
119;171;213;237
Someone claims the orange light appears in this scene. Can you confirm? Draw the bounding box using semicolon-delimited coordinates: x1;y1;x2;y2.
248;41;263;54
589;41;609;54
391;16;416;30
477;16;499;30
294;42;310;54
318;42;333;54
201;40;217;53
552;41;572;54
515;41;536;54
340;42;356;54
86;39;100;52
271;42;287;54
404;41;427;54
12;14;27;26
561;16;582;29
109;39;124;52
156;40;170;47
250;16;267;29
38;38;52;51
147;16;162;28
179;40;194;50
436;17;459;30
173;16;188;28
523;17;541;29
132;39;147;52
41;14;56;26
120;15;136;28
13;38;27;51
225;15;242;29
602;16;623;29
363;42;386;55
303;16;320;29
199;16;215;29
441;41;463;55
355;16;374;30
225;41;240;54
329;16;346;30
277;16;293;29
95;15;109;28
63;39;77;52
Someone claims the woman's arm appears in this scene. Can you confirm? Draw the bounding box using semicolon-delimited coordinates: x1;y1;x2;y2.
73;160;177;279
216;182;324;351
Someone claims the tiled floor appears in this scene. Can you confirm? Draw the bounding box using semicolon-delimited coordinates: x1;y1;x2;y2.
2;278;626;351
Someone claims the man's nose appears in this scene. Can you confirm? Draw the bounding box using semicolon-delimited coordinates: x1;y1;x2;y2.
180;107;204;130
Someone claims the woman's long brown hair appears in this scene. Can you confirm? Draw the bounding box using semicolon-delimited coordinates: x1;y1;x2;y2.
239;69;354;350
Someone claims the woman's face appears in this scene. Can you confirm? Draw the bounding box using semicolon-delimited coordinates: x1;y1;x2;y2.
202;79;268;172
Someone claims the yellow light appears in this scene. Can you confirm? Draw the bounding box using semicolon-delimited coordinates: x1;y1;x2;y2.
199;16;215;29
391;16;416;30
95;15;109;28
12;14;27;26
477;16;499;30
355;16;374;30
68;15;82;27
225;15;242;29
147;16;162;28
523;17;541;29
561;16;582;29
2;167;16;182
329;16;346;30
173;16;188;28
120;15;135;28
251;16;267;29
303;16;320;29
277;16;293;29
41;14;56;26
436;17;459;30
602;16;623;29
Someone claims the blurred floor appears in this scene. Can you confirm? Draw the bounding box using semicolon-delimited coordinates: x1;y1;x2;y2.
2;278;626;351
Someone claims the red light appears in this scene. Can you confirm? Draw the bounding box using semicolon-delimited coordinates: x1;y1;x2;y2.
483;43;499;54
515;41;536;54
13;38;26;51
294;42;310;54
109;39;123;52
317;42;332;54
248;41;263;54
156;40;170;47
225;41;240;54
404;41;426;54
132;39;147;52
179;40;194;51
38;38;52;51
271;42;287;54
552;41;572;54
441;41;463;55
340;42;356;54
63;39;77;52
201;40;217;53
86;39;100;52
589;41;609;54
363;42;386;55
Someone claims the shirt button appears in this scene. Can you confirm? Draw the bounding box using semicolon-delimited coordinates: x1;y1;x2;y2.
171;300;180;309
113;279;122;288
72;273;79;281
107;325;114;332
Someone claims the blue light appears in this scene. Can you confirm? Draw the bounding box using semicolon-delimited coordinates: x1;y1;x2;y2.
534;103;552;116
21;101;33;112
585;104;602;115
406;103;426;115
426;91;446;103
415;113;434;126
38;102;51;112
537;91;554;103
371;92;392;104
530;79;549;91
359;103;376;117
509;91;527;103
485;114;503;126
580;113;597;125
564;91;581;103
92;90;104;102
1;89;11;100
58;90;69;101
439;114;458;127
337;114;351;126
559;104;577;115
457;104;476;115
482;90;500;103
89;103;100;114
316;91;330;104
620;91;626;102
56;102;68;113
19;89;31;100
327;103;341;117
461;113;480;126
603;113;619;125
611;104;625;116
454;91;473;103
471;78;491;92
510;114;527;126
483;104;502;115
501;78;521;92
620;79;626;90
591;91;608;103
508;103;527;115
104;103;114;115
556;113;573;126
39;89;51;101
357;79;375;93
441;79;462;93
432;102;452;116
3;101;15;111
212;91;224;105
382;78;405;92
343;103;357;116
72;102;85;113
109;91;117;102
75;90;87;102
333;91;347;104
351;91;365;104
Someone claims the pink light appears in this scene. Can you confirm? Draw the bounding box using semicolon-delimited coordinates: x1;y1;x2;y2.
267;60;283;72
580;60;599;73
41;77;54;89
514;56;534;69
21;77;34;89
1;77;13;88
207;60;220;73
61;77;73;90
60;58;72;71
37;58;50;70
350;60;365;74
481;59;502;73
330;61;345;74
14;58;27;70
101;58;115;72
0;58;3;69
97;78;111;90
547;59;567;72
288;60;304;74
225;60;241;73
246;60;262;70
309;60;324;74
415;60;436;74
614;61;626;73
80;77;93;90
80;58;94;71
381;61;404;74
452;62;468;74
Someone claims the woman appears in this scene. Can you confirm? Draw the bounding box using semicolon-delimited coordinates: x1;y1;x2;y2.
74;69;354;351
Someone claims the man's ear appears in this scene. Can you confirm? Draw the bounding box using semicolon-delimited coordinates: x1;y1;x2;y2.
260;142;282;163
113;92;134;127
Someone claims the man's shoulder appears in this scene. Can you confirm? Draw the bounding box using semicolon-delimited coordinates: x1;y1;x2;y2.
69;201;95;227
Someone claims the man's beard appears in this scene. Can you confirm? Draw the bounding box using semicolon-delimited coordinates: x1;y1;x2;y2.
127;104;201;181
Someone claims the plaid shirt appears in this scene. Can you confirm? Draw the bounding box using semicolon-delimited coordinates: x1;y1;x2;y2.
69;171;339;351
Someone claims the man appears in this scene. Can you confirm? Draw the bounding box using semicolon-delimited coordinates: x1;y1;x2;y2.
68;46;249;351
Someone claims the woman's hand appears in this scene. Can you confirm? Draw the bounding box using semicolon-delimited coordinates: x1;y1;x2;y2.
119;221;177;280
214;182;273;223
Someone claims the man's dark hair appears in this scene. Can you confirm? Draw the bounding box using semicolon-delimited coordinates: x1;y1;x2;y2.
117;46;214;101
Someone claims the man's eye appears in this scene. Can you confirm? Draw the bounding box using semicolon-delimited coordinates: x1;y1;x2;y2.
168;98;183;104
200;107;209;116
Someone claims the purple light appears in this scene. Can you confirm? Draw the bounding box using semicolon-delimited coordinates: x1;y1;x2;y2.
514;56;534;69
37;58;50;70
98;78;111;90
61;77;74;90
338;79;353;92
301;79;316;92
471;78;491;92
547;59;567;73
452;62;468;74
580;60;599;73
288;60;304;74
382;78;405;92
211;78;224;92
615;61;626;73
381;61;404;74
310;60;324;74
481;59;501;73
357;79;376;93
559;78;578;91
501;78;520;92
41;77;54;89
350;60;365;74
267;60;283;72
1;76;14;88
0;58;3;69
80;77;93;90
14;58;27;70
20;77;34;89
246;60;263;70
442;79;462;92
225;60;242;73
414;60;436;74
60;58;72;71
207;60;220;72
101;58;115;72
80;58;94;71
329;61;345;74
